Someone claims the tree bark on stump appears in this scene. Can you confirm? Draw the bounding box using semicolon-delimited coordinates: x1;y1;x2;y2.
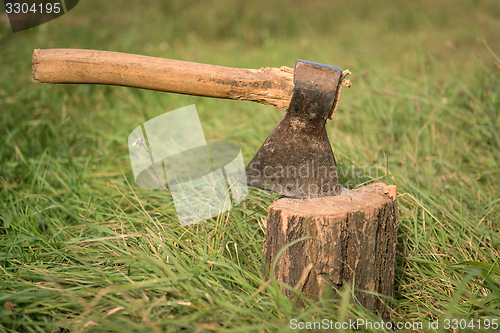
261;183;398;319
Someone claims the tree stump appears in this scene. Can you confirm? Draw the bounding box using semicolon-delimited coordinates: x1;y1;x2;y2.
262;183;398;318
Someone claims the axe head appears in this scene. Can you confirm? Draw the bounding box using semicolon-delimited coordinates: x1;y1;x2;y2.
241;59;343;198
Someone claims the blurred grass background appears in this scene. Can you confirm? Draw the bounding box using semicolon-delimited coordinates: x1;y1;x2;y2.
1;0;500;332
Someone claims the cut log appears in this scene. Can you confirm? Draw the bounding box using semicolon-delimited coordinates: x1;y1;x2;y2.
262;182;398;318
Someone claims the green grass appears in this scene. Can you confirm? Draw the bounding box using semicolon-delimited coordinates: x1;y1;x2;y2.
1;0;500;332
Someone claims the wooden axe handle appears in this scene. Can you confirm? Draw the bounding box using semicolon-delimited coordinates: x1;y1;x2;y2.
32;49;295;109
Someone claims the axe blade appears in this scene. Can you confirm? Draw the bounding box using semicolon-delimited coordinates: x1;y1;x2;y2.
241;60;343;198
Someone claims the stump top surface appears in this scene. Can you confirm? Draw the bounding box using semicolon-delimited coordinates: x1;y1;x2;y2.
271;183;397;217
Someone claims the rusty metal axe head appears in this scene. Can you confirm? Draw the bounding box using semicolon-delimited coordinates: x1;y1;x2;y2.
240;59;345;198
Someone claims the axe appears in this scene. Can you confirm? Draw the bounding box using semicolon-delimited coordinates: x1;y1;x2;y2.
32;49;351;198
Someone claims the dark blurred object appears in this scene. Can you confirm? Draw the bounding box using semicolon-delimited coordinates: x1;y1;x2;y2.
4;0;78;33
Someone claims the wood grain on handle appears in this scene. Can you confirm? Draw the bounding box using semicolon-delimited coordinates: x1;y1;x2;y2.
32;49;295;109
